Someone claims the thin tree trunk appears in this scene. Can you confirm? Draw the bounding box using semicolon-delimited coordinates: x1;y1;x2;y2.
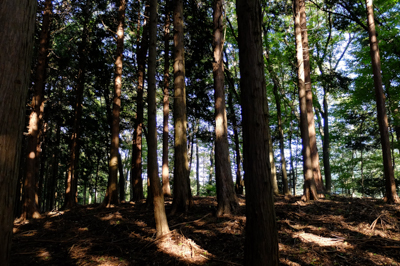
299;0;324;195
322;88;332;193
236;0;279;264
104;0;126;207
47;120;60;211
64;6;89;209
118;152;125;202
294;0;318;201
148;0;170;236
365;0;399;203
23;0;52;219
171;0;193;215
162;0;172;197
131;3;149;202
228;91;243;195
272;83;290;195
0;0;36;263
196;133;200;196
213;0;238;216
289;115;296;195
265;101;280;195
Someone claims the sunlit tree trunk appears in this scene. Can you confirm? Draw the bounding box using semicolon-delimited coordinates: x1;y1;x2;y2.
294;0;318;201
265;101;279;195
64;6;89;209
0;0;36;263
22;0;52;219
236;0;279;264
162;0;172;197
147;0;170;236
213;0;238;216
299;0;324;195
131;3;149;202
171;0;193;215
365;0;399;203
104;0;126;207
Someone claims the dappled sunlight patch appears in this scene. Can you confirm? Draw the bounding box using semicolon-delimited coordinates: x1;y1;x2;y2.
36;248;52;261
293;231;355;248
99;211;123;221
156;230;211;264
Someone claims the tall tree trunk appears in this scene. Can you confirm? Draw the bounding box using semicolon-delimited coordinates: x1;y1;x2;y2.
322;88;332;193
64;6;89;209
289;116;297;195
148;0;170;237
213;0;238;216
272;83;290;195
104;0;126;207
162;0;172;197
47;120;60;211
196;133;200;196
236;0;279;264
171;0;193;215
23;0;52;219
228;91;243;195
294;0;318;201
131;3;149;202
0;0;36;263
365;0;399;203
299;0;324;195
265;101;280;195
118;152;125;202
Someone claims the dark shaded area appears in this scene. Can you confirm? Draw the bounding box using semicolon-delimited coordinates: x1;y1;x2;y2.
11;196;400;265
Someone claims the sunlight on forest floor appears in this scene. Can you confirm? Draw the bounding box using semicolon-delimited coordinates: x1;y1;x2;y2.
10;196;400;265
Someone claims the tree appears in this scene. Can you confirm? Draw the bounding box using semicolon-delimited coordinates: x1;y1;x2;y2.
0;0;36;263
365;0;399;203
148;0;170;237
162;0;172;197
22;0;53;219
299;0;324;195
130;3;149;202
64;4;90;209
294;0;318;201
236;0;279;264
212;0;238;216
171;0;193;215
103;0;126;207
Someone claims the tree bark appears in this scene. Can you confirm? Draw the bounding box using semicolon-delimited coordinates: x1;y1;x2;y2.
64;6;89;209
236;0;279;264
171;0;193;215
322;89;332;193
130;3;149;202
162;0;172;197
147;0;170;237
118;152;125;202
47;120;60;211
0;0;36;263
294;0;318;201
103;0;126;207
265;101;280;195
213;0;238;216
23;0;52;219
365;0;399;203
299;0;324;195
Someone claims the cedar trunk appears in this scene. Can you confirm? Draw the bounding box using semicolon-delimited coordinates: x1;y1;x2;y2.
104;0;126;207
130;3;149;202
162;0;172;197
294;0;318;201
64;8;89;209
0;0;36;264
365;0;399;203
148;0;170;237
299;0;324;194
236;0;279;265
171;0;193;215
213;0;238;216
23;0;52;219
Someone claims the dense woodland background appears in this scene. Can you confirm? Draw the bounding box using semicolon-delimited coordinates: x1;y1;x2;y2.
1;0;400;265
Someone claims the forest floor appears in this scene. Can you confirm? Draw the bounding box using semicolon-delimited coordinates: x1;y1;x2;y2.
11;195;400;266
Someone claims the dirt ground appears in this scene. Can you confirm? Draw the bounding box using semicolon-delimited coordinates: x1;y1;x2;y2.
11;195;400;265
